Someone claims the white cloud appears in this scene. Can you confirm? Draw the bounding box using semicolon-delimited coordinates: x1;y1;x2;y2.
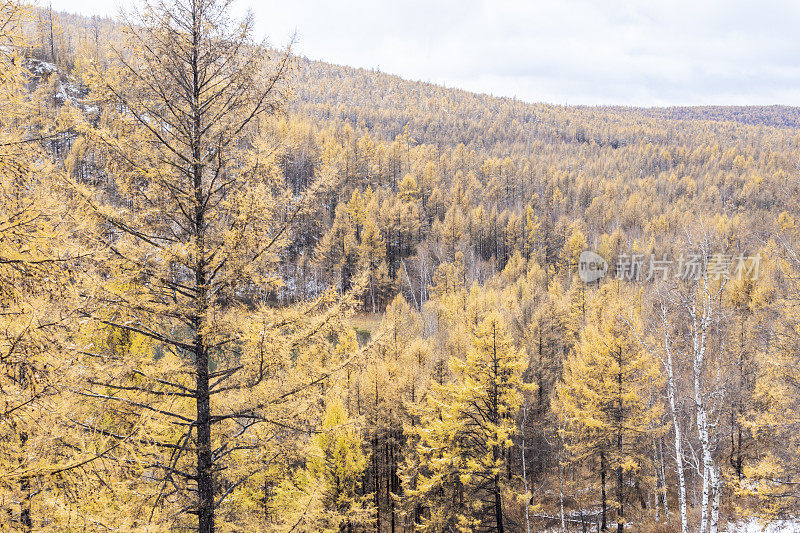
50;0;800;106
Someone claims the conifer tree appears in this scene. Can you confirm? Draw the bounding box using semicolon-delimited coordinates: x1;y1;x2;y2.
742;221;800;519
0;3;89;528
9;2;800;528
406;312;528;532
361;294;423;530
68;0;337;530
272;399;374;532
556;285;663;532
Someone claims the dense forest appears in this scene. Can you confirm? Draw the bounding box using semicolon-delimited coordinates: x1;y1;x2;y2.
3;0;800;531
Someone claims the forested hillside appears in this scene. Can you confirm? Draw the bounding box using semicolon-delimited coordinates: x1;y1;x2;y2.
3;1;800;532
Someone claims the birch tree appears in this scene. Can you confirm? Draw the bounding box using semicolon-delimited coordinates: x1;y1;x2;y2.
682;248;727;533
632;293;690;533
651;236;730;533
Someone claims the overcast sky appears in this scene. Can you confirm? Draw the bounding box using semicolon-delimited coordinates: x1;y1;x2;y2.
49;0;800;106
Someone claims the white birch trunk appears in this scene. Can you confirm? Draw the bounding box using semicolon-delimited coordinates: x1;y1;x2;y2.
693;316;710;533
652;437;659;521
710;462;720;533
669;354;689;533
662;307;689;533
560;465;566;533
690;268;724;533
630;302;688;533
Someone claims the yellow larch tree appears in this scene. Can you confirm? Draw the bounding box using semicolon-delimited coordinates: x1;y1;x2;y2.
405;312;529;533
0;2;92;529
556;284;663;533
64;0;349;530
742;217;800;519
271;399;374;533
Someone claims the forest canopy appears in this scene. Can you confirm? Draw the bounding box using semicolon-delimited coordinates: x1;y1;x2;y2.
2;0;800;532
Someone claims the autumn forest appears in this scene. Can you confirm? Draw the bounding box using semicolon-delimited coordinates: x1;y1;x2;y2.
2;0;800;531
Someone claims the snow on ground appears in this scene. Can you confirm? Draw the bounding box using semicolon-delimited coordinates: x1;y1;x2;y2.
24;58;89;108
725;519;800;532
27;59;57;76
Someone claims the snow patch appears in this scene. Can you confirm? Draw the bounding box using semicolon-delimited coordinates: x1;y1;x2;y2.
27;59;57;76
725;519;800;533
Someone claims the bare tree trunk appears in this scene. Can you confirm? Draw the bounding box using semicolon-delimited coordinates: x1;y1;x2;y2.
616;459;623;533
652;438;660;522
494;472;504;533
196;327;213;533
190;7;214;527
521;401;532;533
193;162;214;533
690;271;723;533
648;303;688;533
48;3;55;62
693;320;711;533
710;462;720;533
19;431;31;531
616;345;624;533
601;451;608;531
560;463;566;533
666;347;688;533
692;304;710;533
659;437;670;522
630;301;688;533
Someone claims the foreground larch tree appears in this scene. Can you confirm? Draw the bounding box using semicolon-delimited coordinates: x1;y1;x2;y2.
272;398;375;532
557;285;663;533
0;2;91;528
405;311;529;532
68;0;341;530
0;3;47;528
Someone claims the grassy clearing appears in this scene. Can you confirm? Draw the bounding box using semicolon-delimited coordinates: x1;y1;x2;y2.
345;313;383;345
